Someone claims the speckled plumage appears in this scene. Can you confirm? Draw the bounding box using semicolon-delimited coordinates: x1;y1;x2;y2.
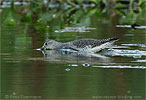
41;38;119;53
67;38;117;48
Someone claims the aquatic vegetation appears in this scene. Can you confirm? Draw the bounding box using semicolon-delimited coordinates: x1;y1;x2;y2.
4;11;16;26
1;0;145;33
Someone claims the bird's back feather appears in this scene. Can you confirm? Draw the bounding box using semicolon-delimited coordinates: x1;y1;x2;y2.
64;38;119;53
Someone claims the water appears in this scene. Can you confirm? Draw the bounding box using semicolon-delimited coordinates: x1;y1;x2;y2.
1;3;146;100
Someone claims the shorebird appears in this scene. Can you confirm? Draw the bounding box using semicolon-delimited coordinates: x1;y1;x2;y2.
40;38;119;53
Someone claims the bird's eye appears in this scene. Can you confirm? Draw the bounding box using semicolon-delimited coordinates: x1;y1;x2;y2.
45;43;48;45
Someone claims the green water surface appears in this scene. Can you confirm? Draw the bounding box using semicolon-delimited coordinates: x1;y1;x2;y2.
0;4;146;100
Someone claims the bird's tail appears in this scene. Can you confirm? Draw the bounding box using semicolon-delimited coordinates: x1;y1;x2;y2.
91;38;119;53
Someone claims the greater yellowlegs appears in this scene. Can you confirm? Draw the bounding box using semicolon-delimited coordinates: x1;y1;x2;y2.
41;38;119;53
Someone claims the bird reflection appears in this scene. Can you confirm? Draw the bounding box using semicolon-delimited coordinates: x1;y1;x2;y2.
40;49;113;64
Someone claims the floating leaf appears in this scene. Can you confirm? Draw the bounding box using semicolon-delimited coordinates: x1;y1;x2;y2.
116;3;127;8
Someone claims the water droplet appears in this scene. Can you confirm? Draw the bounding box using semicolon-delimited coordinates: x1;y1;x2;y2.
65;68;70;71
82;63;90;67
68;64;78;67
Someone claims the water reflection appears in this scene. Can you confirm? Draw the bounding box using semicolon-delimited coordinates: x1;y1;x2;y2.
40;49;112;63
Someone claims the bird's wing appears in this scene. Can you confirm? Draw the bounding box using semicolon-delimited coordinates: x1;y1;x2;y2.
70;39;100;48
70;38;118;48
90;38;119;52
63;38;119;52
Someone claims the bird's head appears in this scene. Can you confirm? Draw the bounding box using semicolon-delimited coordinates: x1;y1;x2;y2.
41;39;60;50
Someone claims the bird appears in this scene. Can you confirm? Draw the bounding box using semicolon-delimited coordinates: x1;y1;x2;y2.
40;38;119;53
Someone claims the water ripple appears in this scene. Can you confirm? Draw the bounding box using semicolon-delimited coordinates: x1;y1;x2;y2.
92;65;146;69
102;49;146;58
55;27;96;33
116;25;146;29
121;44;146;48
